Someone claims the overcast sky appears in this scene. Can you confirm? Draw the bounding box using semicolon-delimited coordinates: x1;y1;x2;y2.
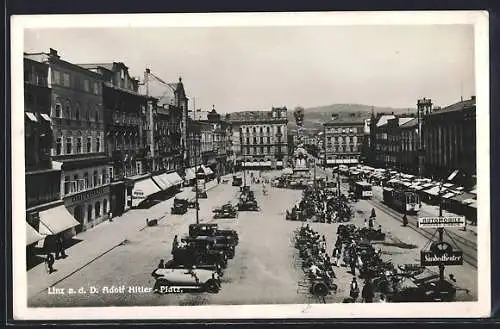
24;25;475;113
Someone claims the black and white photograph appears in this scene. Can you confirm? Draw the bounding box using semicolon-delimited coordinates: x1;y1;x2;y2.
11;11;490;320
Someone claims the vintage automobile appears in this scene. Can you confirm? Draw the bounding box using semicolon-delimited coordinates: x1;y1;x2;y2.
171;198;189;215
151;266;221;293
232;176;243;186
182;235;236;259
213;203;238;219
173;240;229;269
163;258;223;275
189;223;239;246
389;272;466;302
237;198;259;211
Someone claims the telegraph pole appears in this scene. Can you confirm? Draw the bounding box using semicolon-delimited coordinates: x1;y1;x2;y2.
438;181;444;282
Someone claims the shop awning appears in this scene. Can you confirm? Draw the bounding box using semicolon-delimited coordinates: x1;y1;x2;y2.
423;186;441;196
38;205;80;235
40;113;51;122
133;178;162;198
165;172;183;185
152;174;173;190
201;165;214;175
25;112;38;122
185;168;196;180
26;223;45;246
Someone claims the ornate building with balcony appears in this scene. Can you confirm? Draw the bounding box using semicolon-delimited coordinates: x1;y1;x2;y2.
227;107;288;170
24;56;69;247
78;62;150;216
25;49;111;234
322;114;368;166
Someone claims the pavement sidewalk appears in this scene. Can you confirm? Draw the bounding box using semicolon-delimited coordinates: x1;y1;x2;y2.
27;179;221;299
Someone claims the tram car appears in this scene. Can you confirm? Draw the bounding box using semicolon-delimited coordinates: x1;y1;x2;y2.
383;183;420;214
351;181;373;199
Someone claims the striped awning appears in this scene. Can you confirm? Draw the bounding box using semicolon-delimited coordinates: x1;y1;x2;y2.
165;172;183;185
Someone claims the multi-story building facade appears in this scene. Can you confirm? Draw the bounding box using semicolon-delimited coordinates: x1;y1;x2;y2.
24;57;70;244
25;49;111;233
385;117;414;170
400;117;419;175
322;115;367;166
373;114;396;168
228;107;288;170
78;62;149;216
423;96;476;188
207;108;231;176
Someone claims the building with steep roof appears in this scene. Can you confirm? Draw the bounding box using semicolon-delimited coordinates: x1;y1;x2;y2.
400;117;419;174
227;107;288;170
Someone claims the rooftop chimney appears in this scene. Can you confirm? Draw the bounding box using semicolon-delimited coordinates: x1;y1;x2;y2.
49;48;59;58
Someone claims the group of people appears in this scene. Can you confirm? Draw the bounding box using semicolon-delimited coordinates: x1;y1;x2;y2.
44;234;67;274
287;187;353;223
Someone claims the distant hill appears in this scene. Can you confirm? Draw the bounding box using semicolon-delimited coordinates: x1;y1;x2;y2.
287;104;413;130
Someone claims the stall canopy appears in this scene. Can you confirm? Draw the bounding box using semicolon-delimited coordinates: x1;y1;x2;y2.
423;186;441;196
152;174;173;190
133;178;162;199
26;223;44;246
451;192;476;205
165;172;183;185
38;205;80;235
185;168;196;180
441;192;456;199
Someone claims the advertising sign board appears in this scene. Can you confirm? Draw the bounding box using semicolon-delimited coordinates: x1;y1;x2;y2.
417;216;466;228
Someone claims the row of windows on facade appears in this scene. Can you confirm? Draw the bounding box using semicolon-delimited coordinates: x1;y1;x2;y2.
240;126;284;135
242;136;286;145
53;102;101;122
325;146;361;153
113;111;143;126
52;69;101;95
325;127;360;134
63;167;113;195
241;146;283;155
326;136;360;144
74;200;109;223
54;136;102;156
24;69;48;86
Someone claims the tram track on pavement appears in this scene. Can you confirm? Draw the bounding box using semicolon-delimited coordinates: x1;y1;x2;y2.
364;197;477;268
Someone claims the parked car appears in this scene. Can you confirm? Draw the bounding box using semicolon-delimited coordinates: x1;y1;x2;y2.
183;235;235;259
188;223;239;245
232;176;243;186
152;267;221;293
171;198;189;214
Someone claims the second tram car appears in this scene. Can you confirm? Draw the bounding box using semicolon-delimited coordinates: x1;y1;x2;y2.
382;182;420;214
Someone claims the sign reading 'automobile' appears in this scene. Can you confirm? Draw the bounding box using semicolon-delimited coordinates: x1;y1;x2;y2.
417;216;466;228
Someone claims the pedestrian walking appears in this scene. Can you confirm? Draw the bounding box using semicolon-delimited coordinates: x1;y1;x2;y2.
349;277;360;301
158;259;166;269
368;218;374;229
172;235;179;255
362;279;375;303
403;214;408;227
58;235;67;258
370;208;376;219
45;253;55;274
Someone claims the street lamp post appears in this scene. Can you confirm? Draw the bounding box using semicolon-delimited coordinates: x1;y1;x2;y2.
438;181;445;283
